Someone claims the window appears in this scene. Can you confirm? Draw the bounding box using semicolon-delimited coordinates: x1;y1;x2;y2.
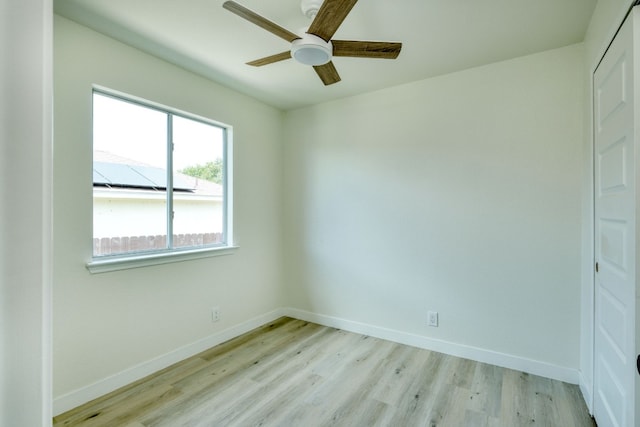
90;89;232;269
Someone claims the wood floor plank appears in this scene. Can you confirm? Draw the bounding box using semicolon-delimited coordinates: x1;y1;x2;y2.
312;340;398;425
469;361;504;418
219;330;359;425
369;342;426;405
387;350;449;426
552;379;597;427
53;356;208;426
194;330;338;425
140;321;326;426
195;317;296;361
462;409;489;427
219;372;326;426
283;336;395;424
334;398;396;427
53;317;595;427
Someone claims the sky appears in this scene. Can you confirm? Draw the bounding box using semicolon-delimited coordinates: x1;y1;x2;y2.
93;92;224;170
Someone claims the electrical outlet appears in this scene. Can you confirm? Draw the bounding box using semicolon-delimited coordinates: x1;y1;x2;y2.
211;306;220;323
427;311;438;327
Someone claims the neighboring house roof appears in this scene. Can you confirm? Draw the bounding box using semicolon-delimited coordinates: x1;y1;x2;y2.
93;151;222;196
93;161;195;191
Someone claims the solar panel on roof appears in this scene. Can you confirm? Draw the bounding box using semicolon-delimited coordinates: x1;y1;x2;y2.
93;168;110;184
93;162;195;191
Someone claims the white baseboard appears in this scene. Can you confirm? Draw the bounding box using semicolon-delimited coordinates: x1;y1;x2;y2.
54;306;581;416
283;307;580;385
52;308;286;416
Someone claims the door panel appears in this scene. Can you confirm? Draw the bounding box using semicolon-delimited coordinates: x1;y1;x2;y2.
599;219;627;272
599;139;627;193
593;8;636;427
598;55;627;126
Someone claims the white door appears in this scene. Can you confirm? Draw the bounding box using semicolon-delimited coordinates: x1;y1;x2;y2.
593;7;638;427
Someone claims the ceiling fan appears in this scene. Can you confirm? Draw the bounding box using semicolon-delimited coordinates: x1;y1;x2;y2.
222;0;402;85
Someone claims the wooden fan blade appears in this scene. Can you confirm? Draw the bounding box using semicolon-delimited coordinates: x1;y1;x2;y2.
223;1;300;43
332;40;402;59
313;61;341;85
308;0;358;42
247;51;292;66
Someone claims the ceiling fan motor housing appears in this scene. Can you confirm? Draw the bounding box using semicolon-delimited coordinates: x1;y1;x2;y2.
300;0;324;19
291;33;333;66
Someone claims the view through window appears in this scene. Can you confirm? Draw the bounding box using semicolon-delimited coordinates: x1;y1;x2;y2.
92;90;229;257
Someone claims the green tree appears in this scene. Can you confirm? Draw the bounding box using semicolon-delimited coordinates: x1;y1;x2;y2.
179;158;223;184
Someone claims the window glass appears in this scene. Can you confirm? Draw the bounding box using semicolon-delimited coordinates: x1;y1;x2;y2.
172;115;225;249
92;90;229;258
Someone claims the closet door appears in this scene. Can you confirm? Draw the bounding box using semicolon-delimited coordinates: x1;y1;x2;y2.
593;7;638;427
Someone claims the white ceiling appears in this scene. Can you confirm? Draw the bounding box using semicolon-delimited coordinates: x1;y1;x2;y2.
54;0;597;110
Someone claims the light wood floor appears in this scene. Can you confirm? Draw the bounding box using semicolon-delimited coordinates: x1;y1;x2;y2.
54;317;595;427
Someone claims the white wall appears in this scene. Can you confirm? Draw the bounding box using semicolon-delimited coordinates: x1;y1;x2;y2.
283;44;584;376
0;0;53;425
53;15;284;409
580;0;635;410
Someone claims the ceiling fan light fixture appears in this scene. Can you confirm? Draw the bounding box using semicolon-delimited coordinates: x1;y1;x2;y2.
291;34;332;66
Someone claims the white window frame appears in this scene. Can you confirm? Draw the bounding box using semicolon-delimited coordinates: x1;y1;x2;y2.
86;87;236;273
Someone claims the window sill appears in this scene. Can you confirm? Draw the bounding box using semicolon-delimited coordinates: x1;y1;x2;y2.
86;246;238;274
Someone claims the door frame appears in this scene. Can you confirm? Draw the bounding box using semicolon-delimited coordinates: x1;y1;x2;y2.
587;0;640;419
